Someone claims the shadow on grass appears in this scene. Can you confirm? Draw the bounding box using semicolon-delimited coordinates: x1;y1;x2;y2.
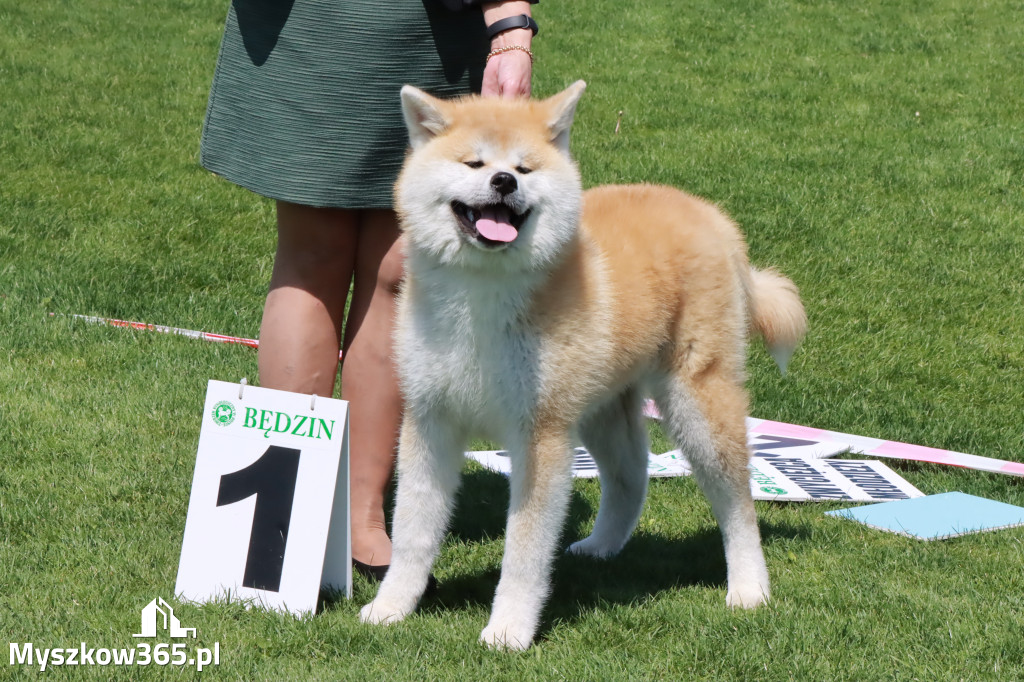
408;468;808;630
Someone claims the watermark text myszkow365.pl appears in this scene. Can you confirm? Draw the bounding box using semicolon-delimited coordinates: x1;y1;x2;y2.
9;597;220;673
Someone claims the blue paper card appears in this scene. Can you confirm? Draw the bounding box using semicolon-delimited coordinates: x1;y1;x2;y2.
826;492;1024;541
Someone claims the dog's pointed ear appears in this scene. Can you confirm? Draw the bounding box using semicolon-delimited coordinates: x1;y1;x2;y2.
544;80;587;152
401;85;450;149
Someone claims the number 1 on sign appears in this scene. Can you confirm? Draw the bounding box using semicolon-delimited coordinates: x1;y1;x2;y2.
177;380;352;614
216;446;300;592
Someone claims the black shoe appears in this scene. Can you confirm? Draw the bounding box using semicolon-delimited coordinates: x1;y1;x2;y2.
352;558;389;581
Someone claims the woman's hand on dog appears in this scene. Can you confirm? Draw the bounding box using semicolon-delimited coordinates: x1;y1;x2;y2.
482;1;533;98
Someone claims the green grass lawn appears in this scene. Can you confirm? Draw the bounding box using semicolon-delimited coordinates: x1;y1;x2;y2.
2;0;1023;679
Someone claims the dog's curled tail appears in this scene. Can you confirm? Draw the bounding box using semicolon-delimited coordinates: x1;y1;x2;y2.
747;267;807;374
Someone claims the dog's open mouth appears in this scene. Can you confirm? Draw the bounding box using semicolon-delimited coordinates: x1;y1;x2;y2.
452;201;530;248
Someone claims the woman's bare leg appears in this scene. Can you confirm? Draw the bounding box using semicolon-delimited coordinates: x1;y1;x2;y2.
258;202;403;569
258;202;357;395
341;209;404;568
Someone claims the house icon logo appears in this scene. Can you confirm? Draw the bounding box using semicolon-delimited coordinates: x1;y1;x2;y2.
132;597;197;638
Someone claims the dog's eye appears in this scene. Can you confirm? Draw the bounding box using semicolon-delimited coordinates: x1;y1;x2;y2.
515;165;533;175
464;160;485;169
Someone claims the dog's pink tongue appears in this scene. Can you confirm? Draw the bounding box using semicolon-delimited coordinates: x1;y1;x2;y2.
475;206;517;242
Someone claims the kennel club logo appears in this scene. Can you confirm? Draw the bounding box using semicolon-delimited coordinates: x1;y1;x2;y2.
9;598;220;672
211;400;236;427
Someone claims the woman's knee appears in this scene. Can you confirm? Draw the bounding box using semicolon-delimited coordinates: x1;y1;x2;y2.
359;209;406;298
376;236;406;297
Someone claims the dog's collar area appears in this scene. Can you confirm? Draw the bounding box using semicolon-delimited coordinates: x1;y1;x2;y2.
451;201;530;248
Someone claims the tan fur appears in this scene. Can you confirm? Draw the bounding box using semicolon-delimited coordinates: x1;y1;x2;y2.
360;82;808;650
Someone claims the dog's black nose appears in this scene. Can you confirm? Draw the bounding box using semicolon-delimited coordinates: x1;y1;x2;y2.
490;171;518;196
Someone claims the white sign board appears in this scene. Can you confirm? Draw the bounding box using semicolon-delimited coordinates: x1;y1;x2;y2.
466;448;688;479
466;448;922;503
176;380;351;616
749;457;923;502
749;433;851;459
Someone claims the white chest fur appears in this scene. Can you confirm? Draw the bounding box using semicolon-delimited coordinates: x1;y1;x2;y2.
396;267;545;443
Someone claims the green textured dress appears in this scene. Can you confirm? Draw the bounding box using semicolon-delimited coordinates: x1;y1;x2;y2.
200;0;488;208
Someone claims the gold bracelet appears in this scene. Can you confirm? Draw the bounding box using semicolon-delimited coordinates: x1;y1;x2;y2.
486;45;534;64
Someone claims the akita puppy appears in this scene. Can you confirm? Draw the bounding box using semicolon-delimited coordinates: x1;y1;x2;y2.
360;81;807;650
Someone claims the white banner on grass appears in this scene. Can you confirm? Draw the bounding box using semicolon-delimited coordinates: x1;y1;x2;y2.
466;448;690;479
641;400;1024;478
748;457;923;502
465;450;923;503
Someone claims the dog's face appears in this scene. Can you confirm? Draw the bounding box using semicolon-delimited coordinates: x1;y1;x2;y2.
396;82;586;274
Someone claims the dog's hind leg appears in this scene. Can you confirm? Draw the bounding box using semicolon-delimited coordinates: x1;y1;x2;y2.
480;429;575;651
568;387;650;559
653;372;770;609
360;414;464;625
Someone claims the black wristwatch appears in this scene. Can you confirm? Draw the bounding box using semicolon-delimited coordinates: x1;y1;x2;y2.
486;14;539;39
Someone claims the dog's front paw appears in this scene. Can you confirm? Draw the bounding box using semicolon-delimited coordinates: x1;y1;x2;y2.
725;581;770;609
566;535;622;559
359;598;413;626
479;621;534;652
